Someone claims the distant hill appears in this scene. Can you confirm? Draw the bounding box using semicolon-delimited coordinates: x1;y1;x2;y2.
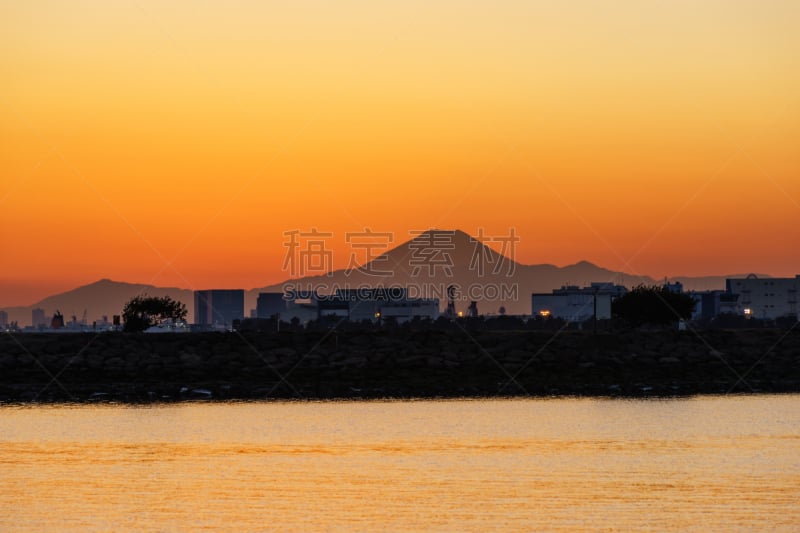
2;279;193;327
2;230;763;325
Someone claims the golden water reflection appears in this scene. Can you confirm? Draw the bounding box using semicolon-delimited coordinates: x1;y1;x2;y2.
1;396;798;531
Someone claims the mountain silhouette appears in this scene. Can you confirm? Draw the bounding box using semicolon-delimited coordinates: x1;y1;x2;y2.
254;228;705;315
2;230;757;325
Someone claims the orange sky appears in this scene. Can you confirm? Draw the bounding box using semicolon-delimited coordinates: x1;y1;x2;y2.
1;1;799;306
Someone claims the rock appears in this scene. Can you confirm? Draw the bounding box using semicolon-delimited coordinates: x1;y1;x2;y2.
84;352;104;370
330;355;366;368
16;353;34;366
506;349;529;362
270;347;297;359
0;353;16;368
88;392;111;402
426;356;445;368
539;351;557;362
442;350;460;362
104;357;125;369
396;354;426;366
179;351;203;368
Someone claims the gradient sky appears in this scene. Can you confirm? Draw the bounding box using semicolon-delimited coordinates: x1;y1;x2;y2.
1;1;799;306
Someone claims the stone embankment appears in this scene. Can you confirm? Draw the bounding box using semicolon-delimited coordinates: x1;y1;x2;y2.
1;329;798;402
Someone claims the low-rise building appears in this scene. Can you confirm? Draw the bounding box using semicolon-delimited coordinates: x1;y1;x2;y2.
325;287;439;323
553;282;628;298
532;283;625;321
532;292;612;321
725;275;798;320
280;287;439;324
689;290;740;320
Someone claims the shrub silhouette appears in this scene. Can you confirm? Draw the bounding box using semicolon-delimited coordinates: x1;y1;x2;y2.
122;295;187;332
612;285;695;326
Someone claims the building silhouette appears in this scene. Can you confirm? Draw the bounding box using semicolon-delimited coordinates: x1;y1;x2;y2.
256;292;286;319
272;287;439;324
32;308;46;328
686;290;738;320
532;282;627;321
726;275;799;320
318;288;439;323
194;289;245;328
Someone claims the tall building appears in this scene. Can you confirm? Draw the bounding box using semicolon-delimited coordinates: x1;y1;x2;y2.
0;310;8;328
32;308;46;328
194;290;245;327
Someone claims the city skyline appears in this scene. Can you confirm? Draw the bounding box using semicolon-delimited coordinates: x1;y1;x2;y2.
2;1;799;306
0;226;789;310
2;226;797;330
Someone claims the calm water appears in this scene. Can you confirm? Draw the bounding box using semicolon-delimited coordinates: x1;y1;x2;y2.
1;396;798;531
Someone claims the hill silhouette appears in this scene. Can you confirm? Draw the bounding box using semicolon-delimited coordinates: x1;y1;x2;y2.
2;229;755;325
2;279;193;327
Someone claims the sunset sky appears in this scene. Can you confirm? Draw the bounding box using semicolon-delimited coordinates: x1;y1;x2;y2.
2;1;799;306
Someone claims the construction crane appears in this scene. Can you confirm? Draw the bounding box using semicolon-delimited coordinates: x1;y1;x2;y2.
51;310;64;329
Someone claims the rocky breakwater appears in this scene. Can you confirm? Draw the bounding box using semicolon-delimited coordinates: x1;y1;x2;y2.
0;328;798;402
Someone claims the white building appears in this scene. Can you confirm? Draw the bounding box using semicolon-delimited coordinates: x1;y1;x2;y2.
531;282;624;321
531;293;612;321
726;275;798;320
321;288;439;323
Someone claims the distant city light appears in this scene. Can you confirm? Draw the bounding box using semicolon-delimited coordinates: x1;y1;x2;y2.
457;311;464;318
743;308;752;316
374;312;381;318
539;310;551;317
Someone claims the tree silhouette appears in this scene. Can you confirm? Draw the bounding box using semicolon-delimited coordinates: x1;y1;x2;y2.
612;285;695;326
122;295;187;332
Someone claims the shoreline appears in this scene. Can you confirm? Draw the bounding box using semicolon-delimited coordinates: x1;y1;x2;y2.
2;387;799;406
2;328;798;403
